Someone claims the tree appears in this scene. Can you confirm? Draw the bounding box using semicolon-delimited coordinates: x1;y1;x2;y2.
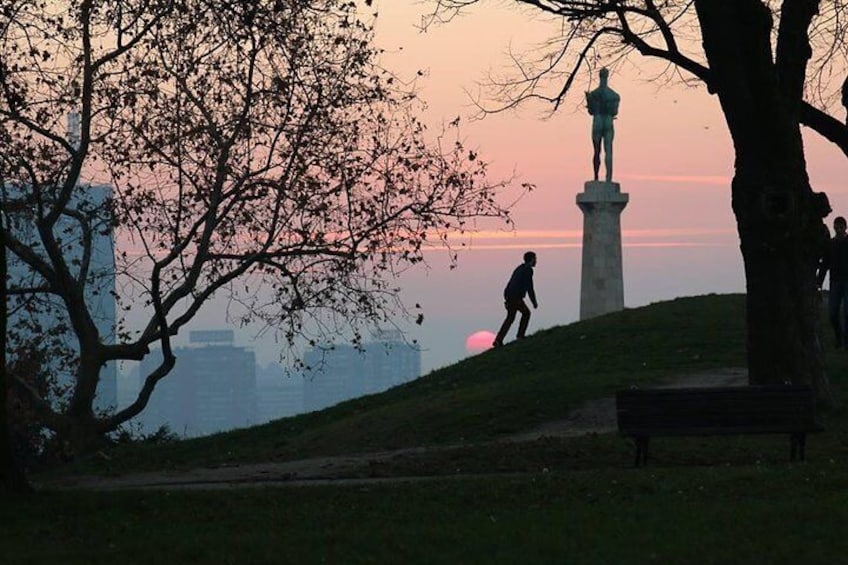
0;0;515;456
429;0;848;402
0;195;31;493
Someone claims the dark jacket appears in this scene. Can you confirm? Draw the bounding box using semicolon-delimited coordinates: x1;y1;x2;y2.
504;262;537;306
817;235;848;286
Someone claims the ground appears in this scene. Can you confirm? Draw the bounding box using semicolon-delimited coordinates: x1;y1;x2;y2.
40;368;747;491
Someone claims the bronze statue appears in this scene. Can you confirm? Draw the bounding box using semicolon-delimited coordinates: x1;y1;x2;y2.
585;68;620;183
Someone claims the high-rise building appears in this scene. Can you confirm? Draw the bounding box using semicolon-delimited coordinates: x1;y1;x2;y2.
302;345;363;412
139;330;257;437
302;332;421;412
364;329;422;394
255;362;303;424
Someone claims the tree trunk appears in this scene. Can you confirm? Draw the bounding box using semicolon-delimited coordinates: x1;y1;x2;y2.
734;173;831;403
695;0;832;404
0;392;30;494
60;362;109;458
58;415;108;460
0;198;32;493
62;356;106;457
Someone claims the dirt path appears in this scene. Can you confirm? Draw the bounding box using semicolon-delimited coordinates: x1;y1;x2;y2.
507;366;748;442
42;367;747;491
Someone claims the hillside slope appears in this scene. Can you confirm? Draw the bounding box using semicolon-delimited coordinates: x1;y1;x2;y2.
67;294;750;474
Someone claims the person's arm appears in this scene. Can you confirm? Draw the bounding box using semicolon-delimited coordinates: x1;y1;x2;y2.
817;243;831;288
527;268;538;308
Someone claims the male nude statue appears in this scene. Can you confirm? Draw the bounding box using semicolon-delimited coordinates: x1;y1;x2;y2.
585;68;620;183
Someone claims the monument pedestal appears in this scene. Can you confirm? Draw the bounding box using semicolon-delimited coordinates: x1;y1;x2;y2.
576;180;628;320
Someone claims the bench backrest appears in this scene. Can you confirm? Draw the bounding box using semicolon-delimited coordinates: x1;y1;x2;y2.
616;385;820;436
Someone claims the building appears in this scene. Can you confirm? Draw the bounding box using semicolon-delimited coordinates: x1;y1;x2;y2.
302;331;421;412
255;362;304;424
139;330;257;437
364;329;422;394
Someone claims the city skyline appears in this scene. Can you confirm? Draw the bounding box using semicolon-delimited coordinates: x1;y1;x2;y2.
129;330;421;436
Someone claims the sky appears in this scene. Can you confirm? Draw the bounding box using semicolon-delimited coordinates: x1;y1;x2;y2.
124;1;848;380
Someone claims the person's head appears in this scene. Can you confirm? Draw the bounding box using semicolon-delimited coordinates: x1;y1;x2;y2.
835;216;847;236
599;67;609;83
523;251;537;266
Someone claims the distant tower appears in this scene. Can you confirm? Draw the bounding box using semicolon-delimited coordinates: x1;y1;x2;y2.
301;332;421;413
576;182;628;319
139;329;257;437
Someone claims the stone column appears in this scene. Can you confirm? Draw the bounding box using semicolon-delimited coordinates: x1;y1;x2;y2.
576;180;629;320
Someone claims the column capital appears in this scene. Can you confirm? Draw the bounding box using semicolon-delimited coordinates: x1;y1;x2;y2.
576;180;629;206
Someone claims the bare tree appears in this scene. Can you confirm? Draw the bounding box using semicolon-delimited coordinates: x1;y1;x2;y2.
429;0;848;402
0;194;31;493
0;0;517;456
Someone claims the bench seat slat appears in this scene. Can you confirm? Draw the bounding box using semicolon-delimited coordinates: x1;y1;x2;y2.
621;425;821;437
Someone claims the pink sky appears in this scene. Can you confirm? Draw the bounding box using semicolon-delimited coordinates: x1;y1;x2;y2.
141;2;848;375
369;2;848;371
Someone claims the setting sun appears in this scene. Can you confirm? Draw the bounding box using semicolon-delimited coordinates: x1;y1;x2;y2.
465;330;496;353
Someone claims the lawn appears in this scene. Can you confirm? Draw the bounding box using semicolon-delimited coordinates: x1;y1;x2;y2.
60;294;750;475
9;293;848;564
8;464;848;564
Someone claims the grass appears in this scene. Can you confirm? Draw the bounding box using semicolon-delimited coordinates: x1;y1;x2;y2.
8;465;848;564
62;293;749;475
10;293;848;564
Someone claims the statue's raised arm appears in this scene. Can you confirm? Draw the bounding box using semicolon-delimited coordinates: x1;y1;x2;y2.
585;68;620;183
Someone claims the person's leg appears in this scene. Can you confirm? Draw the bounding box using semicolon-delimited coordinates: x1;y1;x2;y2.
829;282;843;346
840;282;848;348
604;128;614;183
494;300;518;346
591;131;601;181
516;300;532;338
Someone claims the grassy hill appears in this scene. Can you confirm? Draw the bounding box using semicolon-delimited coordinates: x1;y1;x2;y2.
12;293;848;565
71;293;749;474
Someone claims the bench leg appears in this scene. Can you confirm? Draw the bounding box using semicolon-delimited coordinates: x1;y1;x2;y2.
790;434;807;462
634;437;649;467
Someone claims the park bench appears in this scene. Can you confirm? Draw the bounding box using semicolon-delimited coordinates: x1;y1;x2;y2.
615;385;823;466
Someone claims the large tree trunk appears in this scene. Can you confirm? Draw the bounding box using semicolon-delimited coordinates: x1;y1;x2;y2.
55;358;109;458
735;174;831;402
0;201;31;493
0;388;30;494
58;415;107;460
695;0;832;403
61;356;108;458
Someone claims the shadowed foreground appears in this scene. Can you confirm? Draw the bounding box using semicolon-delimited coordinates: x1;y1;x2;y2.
11;294;848;563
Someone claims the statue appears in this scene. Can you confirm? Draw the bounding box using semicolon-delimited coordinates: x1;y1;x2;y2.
585;68;620;183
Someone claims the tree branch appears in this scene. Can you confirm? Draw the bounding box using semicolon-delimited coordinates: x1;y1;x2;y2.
801;101;848;156
7;374;63;432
